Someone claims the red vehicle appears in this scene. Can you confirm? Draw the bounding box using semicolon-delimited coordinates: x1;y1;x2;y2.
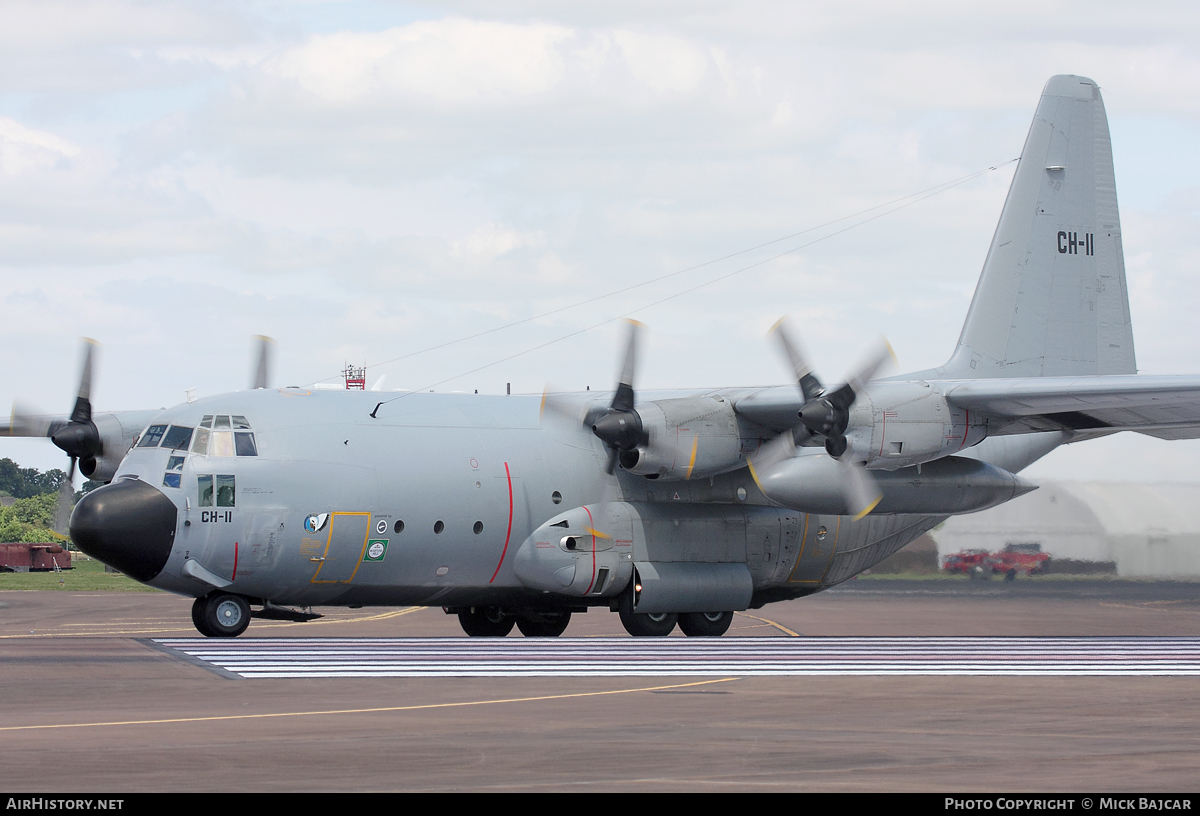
942;548;991;575
989;543;1050;577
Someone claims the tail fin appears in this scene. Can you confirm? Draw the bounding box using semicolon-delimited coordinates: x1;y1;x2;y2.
942;75;1136;378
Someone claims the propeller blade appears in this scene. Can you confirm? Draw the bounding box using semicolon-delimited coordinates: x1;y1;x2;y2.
748;431;796;476
7;401;61;438
769;317;823;402
252;335;275;390
843;336;896;395
54;467;75;537
539;387;597;428
840;460;882;520
612;320;641;412
69;339;97;424
603;446;619;475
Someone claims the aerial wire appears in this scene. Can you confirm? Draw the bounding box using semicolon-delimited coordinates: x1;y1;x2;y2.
339;158;1019;409
317;160;1014;388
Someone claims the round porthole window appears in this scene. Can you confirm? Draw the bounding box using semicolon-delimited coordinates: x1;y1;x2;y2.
473;521;484;535
434;520;444;534
394;520;404;534
551;491;562;504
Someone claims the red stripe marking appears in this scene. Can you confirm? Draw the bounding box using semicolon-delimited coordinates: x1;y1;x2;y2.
232;542;239;581
489;462;514;584
582;505;597;595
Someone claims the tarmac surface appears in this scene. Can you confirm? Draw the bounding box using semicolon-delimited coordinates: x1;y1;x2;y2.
3;578;1200;792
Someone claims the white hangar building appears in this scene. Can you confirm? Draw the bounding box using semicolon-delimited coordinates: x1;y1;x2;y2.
930;482;1200;578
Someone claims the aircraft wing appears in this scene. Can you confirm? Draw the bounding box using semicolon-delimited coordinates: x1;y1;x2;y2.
940;375;1200;439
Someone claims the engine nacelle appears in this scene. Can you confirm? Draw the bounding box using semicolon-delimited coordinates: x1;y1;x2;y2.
513;505;635;598
754;453;1036;515
85;413;155;482
512;501;756;611
840;381;987;470
618;396;744;480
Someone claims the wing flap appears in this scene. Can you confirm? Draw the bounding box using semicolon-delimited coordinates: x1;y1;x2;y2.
943;375;1200;436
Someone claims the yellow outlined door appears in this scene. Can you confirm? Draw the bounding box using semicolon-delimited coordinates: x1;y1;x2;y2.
787;514;839;584
310;512;371;584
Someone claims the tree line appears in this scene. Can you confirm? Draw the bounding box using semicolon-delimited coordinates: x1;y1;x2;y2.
0;458;101;544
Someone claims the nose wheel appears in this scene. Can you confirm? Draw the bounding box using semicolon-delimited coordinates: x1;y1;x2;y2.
192;593;251;638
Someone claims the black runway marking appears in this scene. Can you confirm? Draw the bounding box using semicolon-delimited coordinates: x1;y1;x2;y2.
154;637;1200;678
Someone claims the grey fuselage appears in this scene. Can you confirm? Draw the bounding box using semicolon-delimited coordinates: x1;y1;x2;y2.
96;386;997;612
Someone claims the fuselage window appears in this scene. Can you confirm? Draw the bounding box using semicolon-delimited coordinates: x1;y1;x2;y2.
234;432;258;456
163;472;181;489
161;426;193;450
166;455;185;472
232;416;251;430
199;415;213;429
138;425;167;448
214;415;232;430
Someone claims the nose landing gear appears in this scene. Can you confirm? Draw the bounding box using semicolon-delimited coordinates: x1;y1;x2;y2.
192;592;251;638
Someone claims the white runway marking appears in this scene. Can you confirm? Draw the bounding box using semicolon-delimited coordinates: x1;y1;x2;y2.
153;637;1200;678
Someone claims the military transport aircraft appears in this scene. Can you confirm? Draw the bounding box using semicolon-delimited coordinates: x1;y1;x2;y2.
8;75;1200;638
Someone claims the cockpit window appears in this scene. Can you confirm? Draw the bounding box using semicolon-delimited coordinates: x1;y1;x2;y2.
161;426;193;450
197;475;213;506
198;474;235;507
138;425;167;448
211;431;235;457
234;432;258;456
215;475;235;507
188;414;256;456
191;428;210;455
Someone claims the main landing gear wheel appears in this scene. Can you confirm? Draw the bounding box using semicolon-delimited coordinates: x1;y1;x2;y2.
678;611;734;637
458;607;515;637
192;593;251;638
619;607;678;637
515;611;572;637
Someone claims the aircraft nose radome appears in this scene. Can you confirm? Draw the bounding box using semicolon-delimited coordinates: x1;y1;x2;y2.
70;479;177;583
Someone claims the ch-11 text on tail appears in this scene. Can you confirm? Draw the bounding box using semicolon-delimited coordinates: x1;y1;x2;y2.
10;75;1200;638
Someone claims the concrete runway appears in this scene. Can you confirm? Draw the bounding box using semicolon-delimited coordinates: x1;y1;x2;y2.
3;579;1200;792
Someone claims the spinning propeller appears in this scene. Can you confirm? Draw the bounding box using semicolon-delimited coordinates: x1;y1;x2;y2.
754;318;896;519
587;320;646;474
541;319;647;475
8;339;104;483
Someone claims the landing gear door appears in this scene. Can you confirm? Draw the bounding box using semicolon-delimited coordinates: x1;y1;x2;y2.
310;512;371;584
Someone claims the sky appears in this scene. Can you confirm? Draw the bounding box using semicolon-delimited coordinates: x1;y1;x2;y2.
1;0;1198;484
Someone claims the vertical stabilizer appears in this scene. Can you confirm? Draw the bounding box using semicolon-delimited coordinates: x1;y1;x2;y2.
942;75;1136;378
